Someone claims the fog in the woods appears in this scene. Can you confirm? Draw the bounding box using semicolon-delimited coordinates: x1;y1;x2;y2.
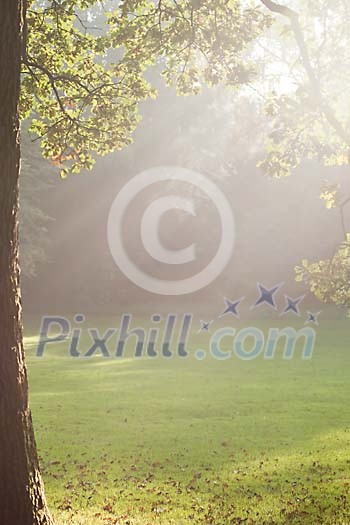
20;84;348;316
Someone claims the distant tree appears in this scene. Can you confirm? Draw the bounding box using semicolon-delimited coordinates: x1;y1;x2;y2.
256;1;350;313
20;130;56;279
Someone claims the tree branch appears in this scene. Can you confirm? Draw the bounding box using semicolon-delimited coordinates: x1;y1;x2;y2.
23;57;75;122
260;0;298;18
260;0;349;145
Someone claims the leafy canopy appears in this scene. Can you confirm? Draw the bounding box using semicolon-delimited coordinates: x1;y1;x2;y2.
22;0;269;176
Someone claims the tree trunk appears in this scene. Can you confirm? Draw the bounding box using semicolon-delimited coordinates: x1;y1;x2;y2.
0;2;53;524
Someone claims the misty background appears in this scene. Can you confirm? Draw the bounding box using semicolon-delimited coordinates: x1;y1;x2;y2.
20;76;348;318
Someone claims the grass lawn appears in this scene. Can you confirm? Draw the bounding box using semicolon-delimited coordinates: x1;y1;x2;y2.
25;316;350;524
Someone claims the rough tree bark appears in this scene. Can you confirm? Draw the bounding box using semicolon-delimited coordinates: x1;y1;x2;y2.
0;2;53;524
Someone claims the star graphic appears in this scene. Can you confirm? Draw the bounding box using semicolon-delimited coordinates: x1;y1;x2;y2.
220;297;244;318
251;283;283;310
198;320;213;333
281;295;305;316
305;311;322;325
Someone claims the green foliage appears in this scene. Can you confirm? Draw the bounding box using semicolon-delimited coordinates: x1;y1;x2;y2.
23;2;153;176
295;235;350;316
258;91;341;178
320;182;340;210
109;1;270;94
22;0;270;177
